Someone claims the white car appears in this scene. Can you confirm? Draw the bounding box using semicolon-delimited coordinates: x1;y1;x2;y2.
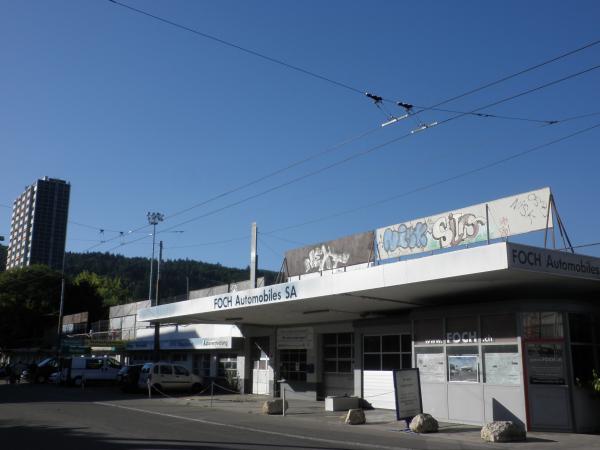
138;362;203;392
62;356;122;386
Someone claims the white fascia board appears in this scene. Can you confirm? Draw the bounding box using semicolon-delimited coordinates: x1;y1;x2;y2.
382;242;509;286
138;243;510;323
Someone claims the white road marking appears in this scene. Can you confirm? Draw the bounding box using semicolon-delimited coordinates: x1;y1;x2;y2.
95;402;416;450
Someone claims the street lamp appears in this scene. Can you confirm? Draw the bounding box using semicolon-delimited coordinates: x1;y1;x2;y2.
147;212;164;305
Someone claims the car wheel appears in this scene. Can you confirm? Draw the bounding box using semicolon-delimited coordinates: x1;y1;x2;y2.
36;375;46;384
190;383;202;394
152;383;162;393
73;376;83;387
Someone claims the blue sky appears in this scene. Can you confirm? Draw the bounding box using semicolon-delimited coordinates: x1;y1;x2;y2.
1;0;599;271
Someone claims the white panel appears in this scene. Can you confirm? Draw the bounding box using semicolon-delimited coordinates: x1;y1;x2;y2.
483;385;526;425
109;317;122;331
376;187;551;260
121;315;135;329
529;386;571;430
420;383;448;420
448;383;485;424
363;371;395;410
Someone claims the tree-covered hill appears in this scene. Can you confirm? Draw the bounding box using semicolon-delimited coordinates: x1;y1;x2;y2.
0;244;277;302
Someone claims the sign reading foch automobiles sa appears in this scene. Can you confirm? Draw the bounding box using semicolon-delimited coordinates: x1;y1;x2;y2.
508;243;600;280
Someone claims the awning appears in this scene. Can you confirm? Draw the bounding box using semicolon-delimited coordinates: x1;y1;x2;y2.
137;242;600;326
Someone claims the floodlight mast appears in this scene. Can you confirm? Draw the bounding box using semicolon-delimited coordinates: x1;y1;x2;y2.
147;212;164;304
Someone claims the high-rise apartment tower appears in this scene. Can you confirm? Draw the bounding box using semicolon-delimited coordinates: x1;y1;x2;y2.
6;177;70;270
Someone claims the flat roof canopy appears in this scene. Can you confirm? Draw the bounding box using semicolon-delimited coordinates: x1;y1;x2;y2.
138;242;600;326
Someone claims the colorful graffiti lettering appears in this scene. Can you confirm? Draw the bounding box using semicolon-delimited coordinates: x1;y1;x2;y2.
304;245;350;272
382;222;428;253
431;213;486;248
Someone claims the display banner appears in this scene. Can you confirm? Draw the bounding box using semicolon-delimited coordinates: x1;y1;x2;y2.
285;231;374;277
376;188;552;260
277;327;314;349
393;368;423;421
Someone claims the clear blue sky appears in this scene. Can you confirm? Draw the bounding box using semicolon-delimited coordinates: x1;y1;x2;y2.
1;0;599;271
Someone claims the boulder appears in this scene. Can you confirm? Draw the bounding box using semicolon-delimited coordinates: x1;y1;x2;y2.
345;408;366;425
481;421;526;443
262;399;289;415
409;414;439;433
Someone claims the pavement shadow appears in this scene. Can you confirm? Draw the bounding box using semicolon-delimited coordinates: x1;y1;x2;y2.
0;382;195;405
0;421;354;450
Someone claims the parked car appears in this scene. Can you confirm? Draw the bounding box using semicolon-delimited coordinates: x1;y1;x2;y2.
138;362;203;393
62;356;122;386
20;357;58;383
48;371;62;384
117;364;144;392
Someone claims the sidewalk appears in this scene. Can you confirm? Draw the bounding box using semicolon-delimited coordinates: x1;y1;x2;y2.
165;392;600;450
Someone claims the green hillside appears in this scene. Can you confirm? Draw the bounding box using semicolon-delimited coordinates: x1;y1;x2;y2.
0;244;277;303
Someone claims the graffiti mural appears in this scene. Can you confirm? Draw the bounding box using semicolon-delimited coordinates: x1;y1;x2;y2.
285;231;374;277
376;187;552;261
304;245;350;272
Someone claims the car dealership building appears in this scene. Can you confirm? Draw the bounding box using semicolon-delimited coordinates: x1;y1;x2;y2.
138;188;600;432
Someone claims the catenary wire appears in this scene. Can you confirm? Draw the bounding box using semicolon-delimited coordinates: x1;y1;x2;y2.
263;121;600;236
87;3;600;245
105;0;600;108
108;64;600;250
106;0;363;96
82;4;600;251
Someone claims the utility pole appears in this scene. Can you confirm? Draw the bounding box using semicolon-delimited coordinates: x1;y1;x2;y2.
56;220;69;359
155;240;163;306
153;240;163;363
147;212;164;363
147;212;164;302
250;222;257;288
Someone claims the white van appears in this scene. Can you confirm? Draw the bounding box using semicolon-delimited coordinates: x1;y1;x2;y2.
63;356;122;386
138;362;203;392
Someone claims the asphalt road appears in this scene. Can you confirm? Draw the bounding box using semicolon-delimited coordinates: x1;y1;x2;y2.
0;383;491;450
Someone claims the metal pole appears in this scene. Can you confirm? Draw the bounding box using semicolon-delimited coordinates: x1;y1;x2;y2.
148;223;156;302
155;240;162;306
485;204;490;245
210;381;214;407
56;277;66;356
282;383;285;417
186;276;190;300
250;222;257;288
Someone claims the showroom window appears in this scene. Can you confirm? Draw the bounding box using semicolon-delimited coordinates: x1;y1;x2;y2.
363;335;412;370
323;333;354;373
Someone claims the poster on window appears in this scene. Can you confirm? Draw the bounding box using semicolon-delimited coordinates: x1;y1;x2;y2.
527;343;565;384
416;353;445;383
448;355;479;382
484;352;520;385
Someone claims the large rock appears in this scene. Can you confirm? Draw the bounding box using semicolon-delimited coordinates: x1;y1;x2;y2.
345;409;366;425
409;414;439;433
481;421;526;442
262;399;289;415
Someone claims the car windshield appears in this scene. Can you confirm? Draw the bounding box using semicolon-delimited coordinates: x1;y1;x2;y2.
37;358;53;367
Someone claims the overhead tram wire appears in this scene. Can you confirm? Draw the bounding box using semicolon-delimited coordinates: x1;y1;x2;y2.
109;65;600;252
105;0;600;109
388;39;600;113
106;0;363;96
263;121;600;237
84;4;599;252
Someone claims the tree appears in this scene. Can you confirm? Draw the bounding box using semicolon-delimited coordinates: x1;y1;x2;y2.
0;265;61;349
73;271;129;307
